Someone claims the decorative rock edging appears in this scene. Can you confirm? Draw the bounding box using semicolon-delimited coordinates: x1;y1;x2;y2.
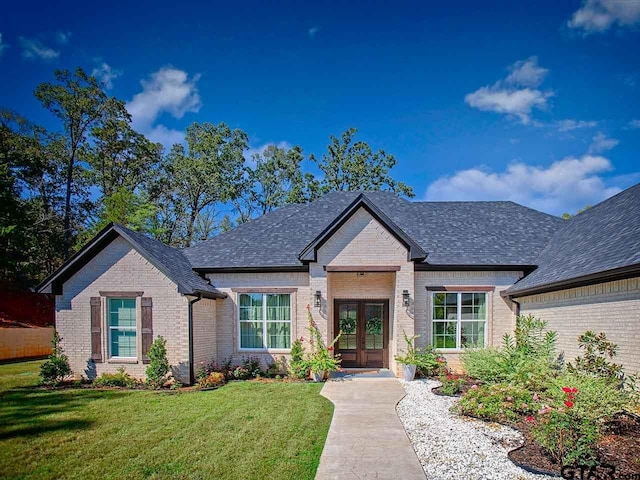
397;378;556;480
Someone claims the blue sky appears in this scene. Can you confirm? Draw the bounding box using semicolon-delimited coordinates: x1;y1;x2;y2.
1;0;639;215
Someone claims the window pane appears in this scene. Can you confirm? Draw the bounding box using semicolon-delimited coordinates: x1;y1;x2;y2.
364;304;384;350
266;322;290;349
475;293;487;319
239;294;262;321
433;293;445;306
461;321;485;347
109;298;136;327
240;321;264;349
432;321;457;349
266;294;290;321
111;329;136;357
446;306;458;320
461;293;473;306
433;306;444;320
461;306;473;320
445;293;457;305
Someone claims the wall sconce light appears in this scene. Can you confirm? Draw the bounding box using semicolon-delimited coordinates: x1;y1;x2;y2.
402;289;410;307
314;290;322;308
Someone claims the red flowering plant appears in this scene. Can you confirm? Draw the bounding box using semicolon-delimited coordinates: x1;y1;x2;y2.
532;374;632;465
303;304;342;376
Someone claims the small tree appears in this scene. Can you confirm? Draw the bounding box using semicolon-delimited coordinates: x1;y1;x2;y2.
145;336;170;389
40;330;72;386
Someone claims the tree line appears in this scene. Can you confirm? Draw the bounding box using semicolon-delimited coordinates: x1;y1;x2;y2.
1;67;413;287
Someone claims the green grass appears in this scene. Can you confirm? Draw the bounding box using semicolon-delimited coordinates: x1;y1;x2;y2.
0;361;333;480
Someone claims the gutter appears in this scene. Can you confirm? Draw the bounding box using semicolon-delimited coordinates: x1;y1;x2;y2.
187;294;203;385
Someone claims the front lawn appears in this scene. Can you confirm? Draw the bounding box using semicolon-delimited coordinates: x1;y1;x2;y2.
0;361;333;480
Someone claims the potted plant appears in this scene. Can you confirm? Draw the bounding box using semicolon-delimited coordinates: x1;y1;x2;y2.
305;305;342;382
395;331;420;381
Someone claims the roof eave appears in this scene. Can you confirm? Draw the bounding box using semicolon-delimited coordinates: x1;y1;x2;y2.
298;193;427;263
504;262;640;298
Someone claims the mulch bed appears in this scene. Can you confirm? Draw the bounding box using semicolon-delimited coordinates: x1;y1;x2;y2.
508;412;640;478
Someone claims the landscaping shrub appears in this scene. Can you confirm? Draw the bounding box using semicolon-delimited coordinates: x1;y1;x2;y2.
414;345;441;377
288;338;307;379
567;331;624;383
439;371;466;395
462;314;560;390
197;371;226;389
94;367;138;388
532;373;632;465
145;336;170;389
40;330;72;386
195;356;265;382
265;356;288;378
458;383;540;423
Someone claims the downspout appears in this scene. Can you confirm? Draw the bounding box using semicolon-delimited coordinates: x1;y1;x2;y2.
188;294;203;385
511;297;521;317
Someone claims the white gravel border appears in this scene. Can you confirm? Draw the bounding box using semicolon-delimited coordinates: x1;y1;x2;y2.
397;379;556;480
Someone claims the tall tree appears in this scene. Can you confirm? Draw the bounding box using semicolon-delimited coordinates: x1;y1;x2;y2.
311;127;414;198
0;110;65;284
232;144;306;222
87;117;163;197
35;68;126;258
152;122;248;247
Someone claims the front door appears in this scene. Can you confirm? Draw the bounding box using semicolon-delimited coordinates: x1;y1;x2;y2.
334;300;389;368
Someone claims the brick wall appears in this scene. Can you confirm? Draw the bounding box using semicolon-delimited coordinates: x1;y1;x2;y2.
414;271;521;370
518;277;640;373
56;237;190;382
192;298;217;369
205;272;310;366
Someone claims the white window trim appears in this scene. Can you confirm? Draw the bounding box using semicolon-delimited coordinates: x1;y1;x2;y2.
431;291;488;351
237;293;293;353
107;297;139;360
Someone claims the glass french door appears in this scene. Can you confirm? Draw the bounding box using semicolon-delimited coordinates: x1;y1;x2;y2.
334;300;389;368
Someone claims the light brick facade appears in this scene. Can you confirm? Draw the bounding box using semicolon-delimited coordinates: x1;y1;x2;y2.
54;217;639;383
56;237;191;383
518;277;640;373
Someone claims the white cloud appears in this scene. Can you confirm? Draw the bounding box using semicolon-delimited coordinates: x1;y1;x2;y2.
308;26;320;38
425;155;621;215
555;119;598;132
92;62;121;89
627;119;640;129
465;57;552;124
568;0;640;34
245;141;292;165
19;36;59;60
505;57;548;87
126;67;201;148
144;125;187;147
0;33;7;57
588;131;619;153
56;31;72;44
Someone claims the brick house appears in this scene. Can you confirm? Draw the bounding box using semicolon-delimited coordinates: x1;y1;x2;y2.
37;185;640;383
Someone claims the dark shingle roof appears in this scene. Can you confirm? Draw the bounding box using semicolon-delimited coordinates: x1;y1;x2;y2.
116;225;224;297
507;183;640;296
37;223;225;298
183;191;563;269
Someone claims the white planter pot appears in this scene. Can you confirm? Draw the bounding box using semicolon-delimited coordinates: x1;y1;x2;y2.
311;371;326;382
402;364;417;381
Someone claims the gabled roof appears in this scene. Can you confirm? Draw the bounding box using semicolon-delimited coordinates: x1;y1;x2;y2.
183;190;562;270
36;223;225;299
298;193;427;262
507;182;640;297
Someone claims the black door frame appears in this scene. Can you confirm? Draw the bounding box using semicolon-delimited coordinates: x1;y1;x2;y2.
333;299;389;368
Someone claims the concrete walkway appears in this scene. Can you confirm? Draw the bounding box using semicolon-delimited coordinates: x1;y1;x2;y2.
315;371;426;480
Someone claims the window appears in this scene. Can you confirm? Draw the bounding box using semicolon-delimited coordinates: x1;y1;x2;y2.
239;293;291;350
432;292;486;349
108;298;137;358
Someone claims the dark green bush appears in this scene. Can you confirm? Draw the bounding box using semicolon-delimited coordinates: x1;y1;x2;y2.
414;345;441;377
94;367;138;388
288;339;307;379
40;330;72;386
145;336;169;389
567;331;624;383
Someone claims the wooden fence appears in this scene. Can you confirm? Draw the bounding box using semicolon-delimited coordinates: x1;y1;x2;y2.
0;327;53;361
